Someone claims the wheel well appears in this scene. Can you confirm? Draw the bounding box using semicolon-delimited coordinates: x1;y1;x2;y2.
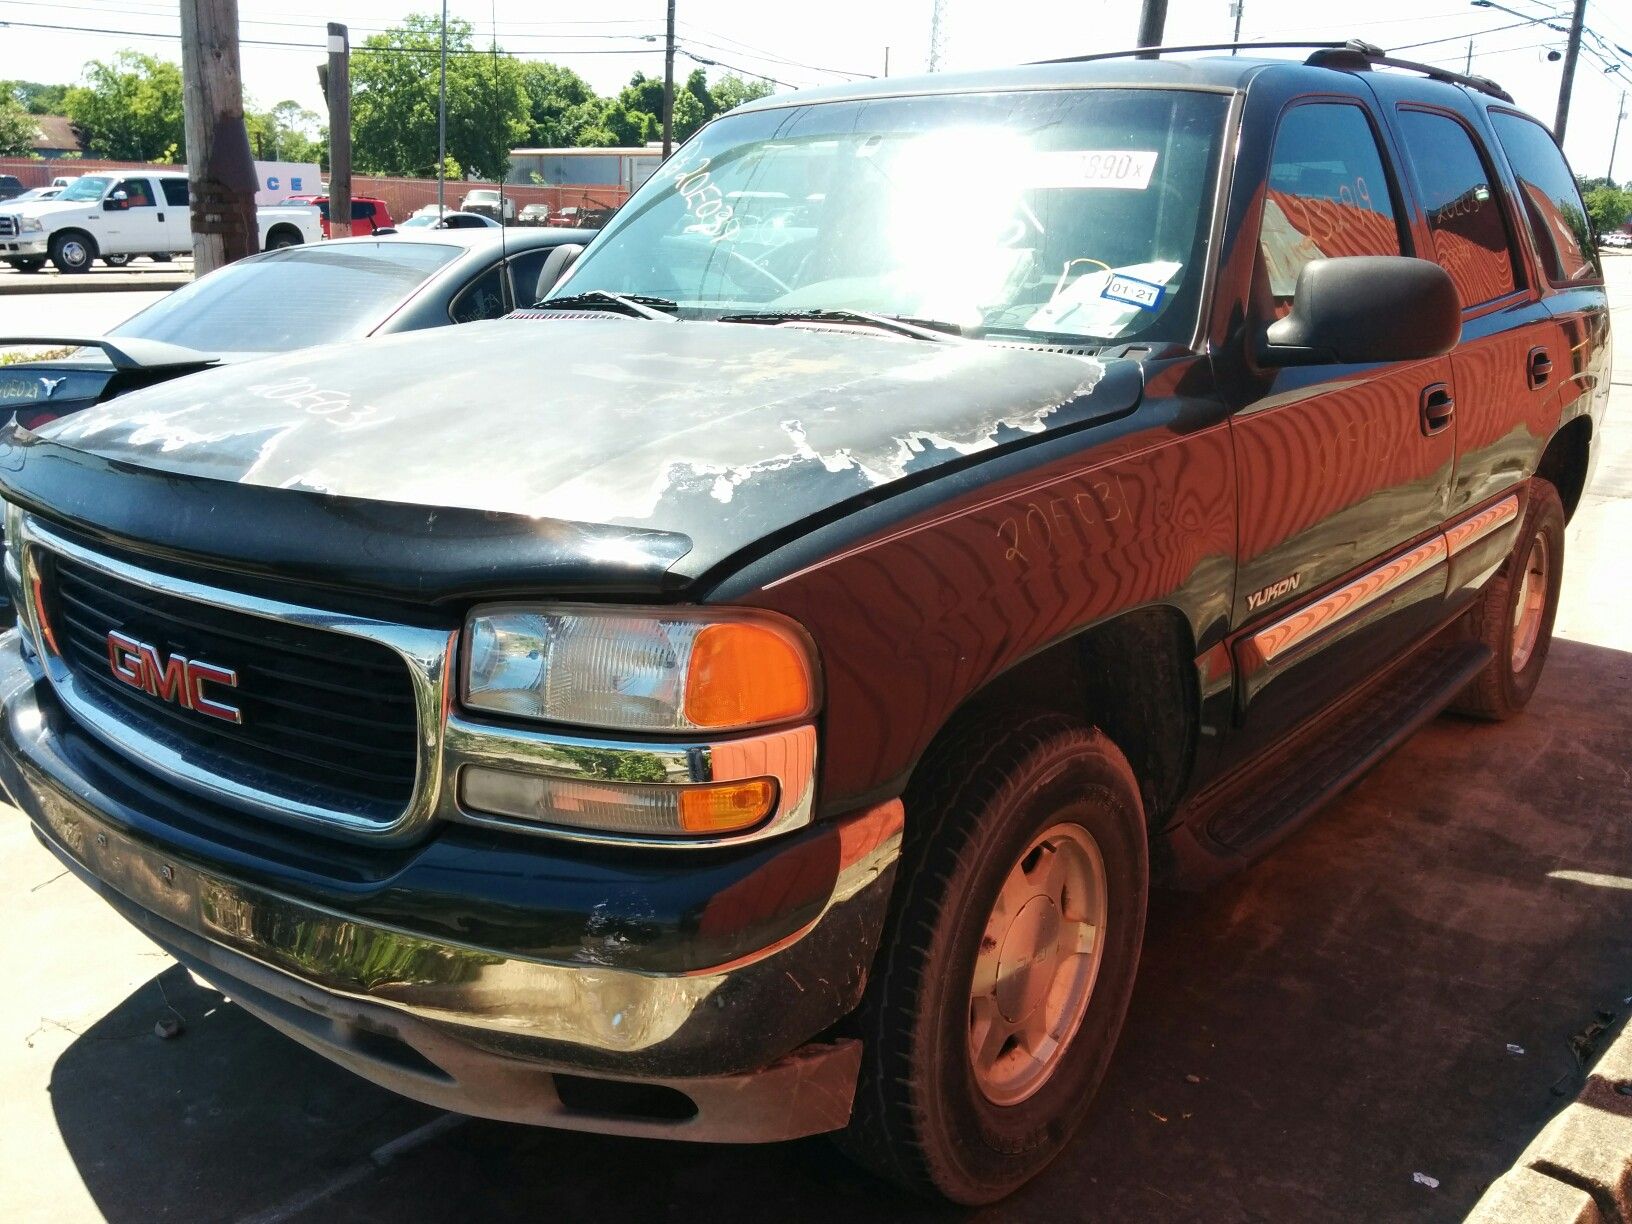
266;224;302;245
51;228;95;254
916;607;1199;829
1536;414;1593;523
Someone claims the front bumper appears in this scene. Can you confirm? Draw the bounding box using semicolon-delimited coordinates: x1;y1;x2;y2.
0;631;902;1140
1;237;47;257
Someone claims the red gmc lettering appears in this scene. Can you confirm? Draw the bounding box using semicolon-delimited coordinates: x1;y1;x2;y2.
106;631;241;724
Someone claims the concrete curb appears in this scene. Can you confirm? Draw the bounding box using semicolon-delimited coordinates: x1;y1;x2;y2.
0;276;191;296
1467;1016;1632;1223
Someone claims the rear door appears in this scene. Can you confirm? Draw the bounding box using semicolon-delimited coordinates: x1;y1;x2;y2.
159;177;191;251
1225;95;1455;753
1372;81;1546;611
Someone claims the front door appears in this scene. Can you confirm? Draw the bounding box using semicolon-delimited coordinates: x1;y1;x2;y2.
103;177;161;254
1226;98;1456;756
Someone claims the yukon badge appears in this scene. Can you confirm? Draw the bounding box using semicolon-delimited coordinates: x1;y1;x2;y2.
1247;573;1302;612
106;630;242;724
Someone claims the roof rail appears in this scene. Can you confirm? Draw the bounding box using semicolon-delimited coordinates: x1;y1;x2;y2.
1305;40;1514;103
1034;37;1513;103
1036;40;1350;66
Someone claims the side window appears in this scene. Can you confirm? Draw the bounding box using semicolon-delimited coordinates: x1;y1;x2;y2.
450;264;509;324
161;178;189;208
116;178;156;208
1259;103;1402;313
1394;109;1519;309
1489;110;1599;284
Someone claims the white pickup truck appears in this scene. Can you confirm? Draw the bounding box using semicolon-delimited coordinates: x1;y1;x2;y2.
0;170;323;273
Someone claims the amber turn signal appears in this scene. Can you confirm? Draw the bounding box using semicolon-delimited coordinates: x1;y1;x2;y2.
683;621;815;729
677;777;779;833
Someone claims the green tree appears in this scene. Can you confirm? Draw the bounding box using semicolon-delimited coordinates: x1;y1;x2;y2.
246;98;324;162
518;62;596;147
0;94;35;157
598;98;657;146
1584;185;1632;236
4;81;70;115
350;14;526;180
710;74;775;114
62;52;184;161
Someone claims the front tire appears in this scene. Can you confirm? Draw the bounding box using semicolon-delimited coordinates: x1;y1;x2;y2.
48;230;95;273
836;716;1148;1204
6;258;44;273
1452;479;1565;721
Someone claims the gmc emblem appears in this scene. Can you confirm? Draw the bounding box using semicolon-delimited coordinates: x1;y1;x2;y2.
106;630;242;724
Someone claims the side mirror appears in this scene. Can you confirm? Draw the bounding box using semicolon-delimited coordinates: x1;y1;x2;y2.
104;191;129;211
1259;256;1460;367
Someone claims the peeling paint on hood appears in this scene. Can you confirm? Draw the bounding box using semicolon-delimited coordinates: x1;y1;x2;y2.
41;318;1141;553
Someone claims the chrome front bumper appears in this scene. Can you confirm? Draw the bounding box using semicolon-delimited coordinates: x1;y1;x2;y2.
0;632;903;1140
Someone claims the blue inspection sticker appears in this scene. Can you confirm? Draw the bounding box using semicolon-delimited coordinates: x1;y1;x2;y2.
1101;274;1167;311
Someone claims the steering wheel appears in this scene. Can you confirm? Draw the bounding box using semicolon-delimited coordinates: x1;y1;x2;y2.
725;248;793;294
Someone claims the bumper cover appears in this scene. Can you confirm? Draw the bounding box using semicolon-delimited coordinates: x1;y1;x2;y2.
0;632;903;1140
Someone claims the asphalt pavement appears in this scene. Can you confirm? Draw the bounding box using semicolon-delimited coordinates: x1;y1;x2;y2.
0;261;1629;1223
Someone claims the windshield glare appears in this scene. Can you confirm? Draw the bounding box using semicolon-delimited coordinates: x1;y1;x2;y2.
560;88;1228;345
57;176;113;202
113;242;462;352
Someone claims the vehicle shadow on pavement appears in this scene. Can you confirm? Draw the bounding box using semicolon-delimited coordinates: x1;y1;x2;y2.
47;636;1632;1224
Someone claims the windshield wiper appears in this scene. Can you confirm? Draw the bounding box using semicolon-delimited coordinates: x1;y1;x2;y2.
716;309;962;343
531;290;678;321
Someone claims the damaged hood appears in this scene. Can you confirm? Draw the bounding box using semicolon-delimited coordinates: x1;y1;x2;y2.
40;318;1141;574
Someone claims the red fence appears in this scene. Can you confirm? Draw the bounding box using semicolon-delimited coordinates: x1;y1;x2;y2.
0;158;628;221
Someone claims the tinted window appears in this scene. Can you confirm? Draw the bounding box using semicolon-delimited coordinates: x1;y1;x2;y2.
1490;111;1598;283
113;242;461;352
450;264;509;323
161;178;189;207
1395;110;1518;308
1259;104;1401;309
115;178;156;208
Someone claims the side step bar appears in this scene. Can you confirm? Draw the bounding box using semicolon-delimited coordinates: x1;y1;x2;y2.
1158;640;1492;883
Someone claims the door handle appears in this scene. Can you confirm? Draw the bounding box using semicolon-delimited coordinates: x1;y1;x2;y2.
157;212;164;222
1527;346;1552;389
1420;383;1455;436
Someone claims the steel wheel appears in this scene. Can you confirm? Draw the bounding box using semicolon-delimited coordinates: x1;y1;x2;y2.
968;820;1108;1106
1511;533;1550;672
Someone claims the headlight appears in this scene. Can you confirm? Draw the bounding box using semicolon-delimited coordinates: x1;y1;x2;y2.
19;217;43;233
464;604;818;733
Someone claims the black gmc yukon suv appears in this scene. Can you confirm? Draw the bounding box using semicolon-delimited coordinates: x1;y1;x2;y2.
0;43;1611;1203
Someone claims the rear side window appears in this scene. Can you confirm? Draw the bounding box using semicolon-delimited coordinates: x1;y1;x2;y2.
1259;103;1402;310
1489;111;1598;284
1394;109;1518;308
161;178;189;207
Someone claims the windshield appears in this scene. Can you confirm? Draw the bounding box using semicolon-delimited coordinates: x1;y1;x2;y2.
113;242;462;352
57;176;113;202
560;88;1228;345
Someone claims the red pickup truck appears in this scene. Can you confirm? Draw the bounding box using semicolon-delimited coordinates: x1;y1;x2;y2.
288;195;393;238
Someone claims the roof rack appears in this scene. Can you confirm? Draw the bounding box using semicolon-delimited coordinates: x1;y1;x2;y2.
1305;40;1514;103
1034;37;1513;104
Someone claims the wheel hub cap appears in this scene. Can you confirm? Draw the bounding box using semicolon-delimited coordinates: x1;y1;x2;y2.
968;821;1108;1106
1511;533;1549;672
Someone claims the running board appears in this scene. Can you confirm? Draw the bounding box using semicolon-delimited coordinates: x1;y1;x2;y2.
1160;640;1492;879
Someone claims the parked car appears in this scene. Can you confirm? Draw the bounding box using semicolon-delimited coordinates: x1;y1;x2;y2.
395;206;500;230
546;203;617;229
0;172;322;273
460;187;515;222
49;175;77;189
1601;230;1632;249
0;41;1609;1206
6;187;62;205
0;226;594;429
517;202;553;226
0;175;24;202
307;195;394;238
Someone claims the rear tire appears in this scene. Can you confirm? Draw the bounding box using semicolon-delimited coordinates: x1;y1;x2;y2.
834;715;1148;1205
101;253;132;267
265;226;302;249
1452;479;1565;721
48;230;95;273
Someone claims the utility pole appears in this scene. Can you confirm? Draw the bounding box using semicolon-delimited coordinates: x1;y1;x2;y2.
1612;91;1628;186
326;22;351;238
1554;0;1586;142
437;0;448;215
928;0;947;72
179;0;259;273
661;0;676;158
1465;40;1474;74
1230;1;1244;53
1136;0;1169;60
884;46;890;77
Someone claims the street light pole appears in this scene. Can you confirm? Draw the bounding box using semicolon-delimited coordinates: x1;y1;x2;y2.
1554;0;1587;142
437;0;448;214
1136;0;1168;60
1612;91;1628;186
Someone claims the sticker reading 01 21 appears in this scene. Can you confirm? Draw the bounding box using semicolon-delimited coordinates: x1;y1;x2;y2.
1101;274;1166;312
